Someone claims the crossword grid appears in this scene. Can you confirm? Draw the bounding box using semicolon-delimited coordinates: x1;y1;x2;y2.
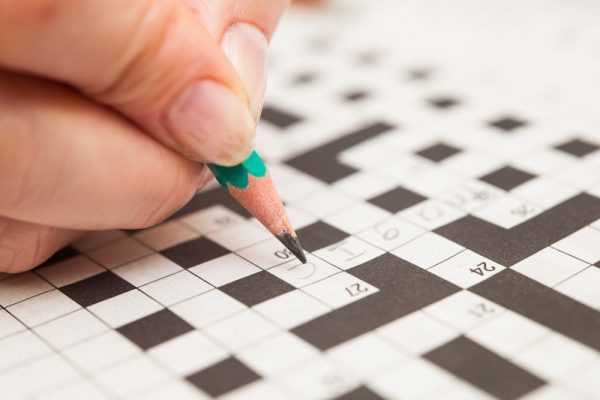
2;1;600;399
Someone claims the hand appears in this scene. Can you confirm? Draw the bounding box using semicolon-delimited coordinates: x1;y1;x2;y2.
0;0;289;272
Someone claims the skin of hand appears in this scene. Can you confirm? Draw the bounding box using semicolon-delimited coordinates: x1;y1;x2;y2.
0;0;290;272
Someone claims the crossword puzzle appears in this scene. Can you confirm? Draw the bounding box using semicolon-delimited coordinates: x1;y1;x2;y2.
2;1;600;399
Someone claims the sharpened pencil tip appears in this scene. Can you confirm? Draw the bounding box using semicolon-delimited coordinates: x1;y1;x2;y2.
277;231;307;264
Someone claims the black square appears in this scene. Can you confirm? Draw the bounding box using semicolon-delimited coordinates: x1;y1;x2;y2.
60;271;134;307
428;96;459;109
117;309;193;350
186;357;260;396
260;105;302;129
161;237;229;269
407;68;432;80
416;142;462;162
38;246;79;267
171;187;251;219
292;72;317;85
488;116;527;132
356;51;379;65
220;271;294;306
332;386;385;400
368;186;426;212
296;221;349;252
344;90;369;102
424;336;545;399
555;138;599;158
479;166;536;191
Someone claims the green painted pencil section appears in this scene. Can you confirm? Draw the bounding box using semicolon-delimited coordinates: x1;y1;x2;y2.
208;150;267;191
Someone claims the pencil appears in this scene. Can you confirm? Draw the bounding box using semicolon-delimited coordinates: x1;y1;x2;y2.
208;151;307;263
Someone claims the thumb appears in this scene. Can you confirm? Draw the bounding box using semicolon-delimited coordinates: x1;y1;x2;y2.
0;0;254;165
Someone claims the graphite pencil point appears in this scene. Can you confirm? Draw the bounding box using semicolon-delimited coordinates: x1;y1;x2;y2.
208;151;307;264
277;231;308;264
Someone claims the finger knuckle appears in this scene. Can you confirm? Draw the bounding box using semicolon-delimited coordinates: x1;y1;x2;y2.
85;0;185;109
0;221;46;273
134;162;197;228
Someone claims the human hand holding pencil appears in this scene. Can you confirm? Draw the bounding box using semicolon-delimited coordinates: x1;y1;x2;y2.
0;0;296;272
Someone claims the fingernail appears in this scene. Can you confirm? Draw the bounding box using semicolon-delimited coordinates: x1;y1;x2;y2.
196;164;214;193
165;80;255;165
221;23;269;120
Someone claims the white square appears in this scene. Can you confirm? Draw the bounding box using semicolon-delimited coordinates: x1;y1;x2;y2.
276;171;327;203
87;236;152;269
327;333;407;376
323;202;391;234
253;290;331;329
377;311;458;355
357;217;425;251
370;359;454;400
63;331;140;373
555;266;600;308
512;178;579;209
439;180;503;213
426;379;496;400
87;289;162;328
35;381;107;400
8;289;80;327
519;385;585;400
553;158;600;188
37;256;104;287
444;152;503;178
203;310;279;351
569;358;600;398
134;220;199;251
313;236;384;270
206;221;271;251
136;380;209;400
0;330;51;370
340;136;403;171
473;195;542;229
303;272;378;308
279;358;358;399
429;250;505;288
0;310;24;340
148;331;228;376
34;309;107;349
296;189;355;218
376;157;431;184
425;290;504;331
189;253;260;287
0;354;80;399
332;172;396;200
513;333;597;381
467;310;549;358
71;230;126;252
553;227;600;264
140;270;212;306
237;332;318;376
512;148;574;175
512;247;588;287
170;289;246;328
400;199;467;230
400;166;464;198
220;381;290;400
95;355;170;398
392;232;463;269
237;238;300;269
284;205;318;230
268;254;340;288
180;205;246;235
113;253;183;287
0;273;52;307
